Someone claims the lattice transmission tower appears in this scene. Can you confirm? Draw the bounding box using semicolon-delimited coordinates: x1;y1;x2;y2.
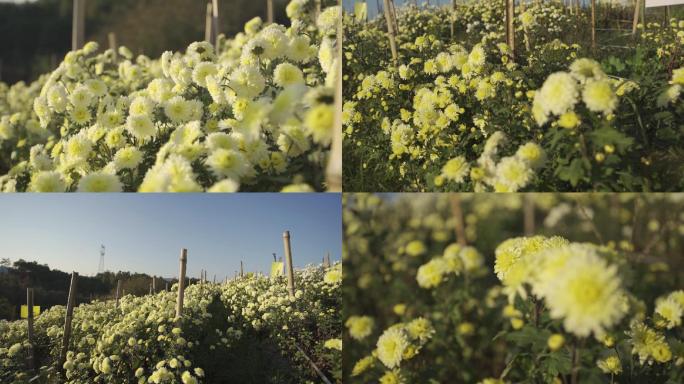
98;245;105;274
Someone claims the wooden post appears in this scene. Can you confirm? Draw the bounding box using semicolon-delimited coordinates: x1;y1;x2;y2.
632;0;641;35
524;195;535;236
152;276;156;292
382;0;398;64
240;261;244;277
211;0;220;45
591;0;596;53
165;282;169;291
327;2;342;192
59;272;78;373
506;0;515;60
205;2;213;43
176;249;187;322
282;231;295;298
213;275;216;284
450;195;467;246
71;0;85;51
450;0;457;39
267;0;274;24
115;279;122;307
27;288;35;371
107;32;117;58
389;0;399;33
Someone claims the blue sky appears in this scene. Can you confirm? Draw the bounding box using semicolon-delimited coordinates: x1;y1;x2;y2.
0;194;341;280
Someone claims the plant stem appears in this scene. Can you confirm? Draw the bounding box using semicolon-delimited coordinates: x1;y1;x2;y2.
571;341;580;384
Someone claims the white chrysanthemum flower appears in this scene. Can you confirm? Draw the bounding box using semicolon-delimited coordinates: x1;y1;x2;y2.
77;172;123;192
207;179;240;192
494;156;533;192
29;171;66;192
516;142;545;169
64;134;93;164
69;106;92;125
570;58;606;82
287;35;314;63
29;145;53;171
318;38;335;74
304;104;334;146
205;75;225;104
113;146;143;170
47;84;68;112
129;96;155;117
147;78;174;103
139;155;202;192
273;63;304;88
69;85;94;108
206;148;250;180
85;79;107;97
164;96;193;123
655;297;683;329
126;114;156;141
441;156;470;183
376;327;409;369
543;249;626;338
467;44;486;69
192;61;218;87
229;66;266;99
416;257;449;289
537;72;579;116
277;120;311;157
583;79;618;114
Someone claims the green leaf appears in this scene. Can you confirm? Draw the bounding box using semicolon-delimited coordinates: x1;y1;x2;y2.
505;325;550;351
556;158;587;187
588;127;634;153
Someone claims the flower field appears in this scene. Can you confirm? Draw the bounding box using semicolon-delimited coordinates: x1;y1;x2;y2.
343;193;684;383
0;0;340;192
0;264;342;384
343;2;684;192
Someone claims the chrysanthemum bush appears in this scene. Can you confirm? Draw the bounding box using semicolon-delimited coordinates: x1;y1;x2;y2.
343;2;684;191
343;193;684;383
0;264;341;384
0;0;340;192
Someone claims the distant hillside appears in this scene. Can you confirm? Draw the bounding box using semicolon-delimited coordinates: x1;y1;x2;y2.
0;259;175;320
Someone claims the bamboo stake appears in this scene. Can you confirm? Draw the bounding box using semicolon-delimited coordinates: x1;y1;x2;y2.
591;0;597;53
524;195;535;236
450;195;467;246
506;0;516;60
212;0;220;44
152;276;156;292
632;0;641;35
107;32;117;59
115;280;122;307
205;2;213;43
450;0;457;39
382;0;398;64
58;272;78;373
240;261;244;277
27;288;35;371
283;231;296;298
389;0;399;33
176;249;187;322
267;0;274;24
72;0;85;51
326;2;342;192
